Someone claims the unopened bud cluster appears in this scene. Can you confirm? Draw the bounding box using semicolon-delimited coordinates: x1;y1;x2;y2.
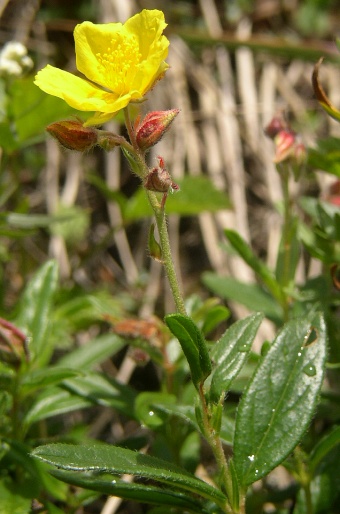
264;114;306;166
0;41;33;78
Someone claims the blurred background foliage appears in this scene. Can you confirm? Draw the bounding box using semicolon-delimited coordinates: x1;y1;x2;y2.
0;0;340;512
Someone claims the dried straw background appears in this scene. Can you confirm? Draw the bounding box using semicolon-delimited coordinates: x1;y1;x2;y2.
1;1;340;512
1;0;339;334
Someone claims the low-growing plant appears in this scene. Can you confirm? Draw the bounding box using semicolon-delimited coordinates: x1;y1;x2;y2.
0;8;339;514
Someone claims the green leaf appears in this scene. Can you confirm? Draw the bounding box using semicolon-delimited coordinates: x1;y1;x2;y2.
50;470;209;513
307;137;340;177
165;314;212;389
9;76;79;144
57;333;125;370
61;372;136;415
32;442;228;506
224;229;284;305
23;389;94;428
15;260;58;365
202;273;284;325
135;392;177;428
201;305;230;335
0;478;35;513
309;425;340;474
123;176;230;222
152;402;234;446
209;313;264;403
20;367;82;395
234;314;327;486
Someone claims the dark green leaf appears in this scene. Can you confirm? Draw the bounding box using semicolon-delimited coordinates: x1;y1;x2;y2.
32;443;228;505
201;305;230;335
234;314;327;486
209;313;264;403
309;425;340;474
202;273;283;325
165;314;212;388
16;260;58;366
50;470;209;513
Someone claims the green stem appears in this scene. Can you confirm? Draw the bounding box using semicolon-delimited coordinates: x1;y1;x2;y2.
279;164;293;321
303;482;313;514
147;190;187;315
198;385;235;514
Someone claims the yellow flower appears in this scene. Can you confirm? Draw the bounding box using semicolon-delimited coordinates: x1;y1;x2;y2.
34;9;169;126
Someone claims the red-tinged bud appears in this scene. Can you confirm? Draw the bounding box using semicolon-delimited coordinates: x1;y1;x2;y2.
273;130;296;163
264;114;288;139
0;318;27;366
46;120;98;151
136;109;179;151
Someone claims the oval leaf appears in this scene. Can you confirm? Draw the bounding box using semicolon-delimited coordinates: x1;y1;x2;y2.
234;314;327;486
209;313;263;403
164;314;212;388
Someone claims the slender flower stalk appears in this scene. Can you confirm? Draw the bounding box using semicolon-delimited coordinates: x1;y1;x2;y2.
123;106;186;315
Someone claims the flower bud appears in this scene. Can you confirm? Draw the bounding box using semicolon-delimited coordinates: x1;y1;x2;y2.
0;317;27;366
46;120;98;151
144;166;172;193
136;109;179;151
264;114;287;139
273;130;296;163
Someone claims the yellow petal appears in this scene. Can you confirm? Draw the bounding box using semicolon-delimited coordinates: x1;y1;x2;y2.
34;65;129;114
74;21;123;90
83;111;117;126
74;9;169;98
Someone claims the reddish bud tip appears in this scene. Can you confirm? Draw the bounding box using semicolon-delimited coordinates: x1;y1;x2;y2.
264;114;288;139
136;109;179;151
46;120;98;151
273;130;296;163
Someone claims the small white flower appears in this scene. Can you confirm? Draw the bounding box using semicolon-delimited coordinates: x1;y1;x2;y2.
1;41;27;59
0;41;33;77
0;57;22;76
21;55;34;70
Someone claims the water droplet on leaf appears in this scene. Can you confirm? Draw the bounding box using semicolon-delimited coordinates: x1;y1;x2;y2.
239;343;248;352
248;454;255;462
303;364;316;377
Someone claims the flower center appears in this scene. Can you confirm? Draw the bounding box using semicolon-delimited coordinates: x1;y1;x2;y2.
96;34;142;95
